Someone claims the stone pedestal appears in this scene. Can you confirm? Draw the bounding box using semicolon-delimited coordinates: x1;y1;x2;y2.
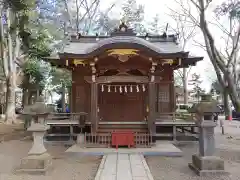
189;155;226;176
188;121;227;176
77;133;84;144
16;123;52;174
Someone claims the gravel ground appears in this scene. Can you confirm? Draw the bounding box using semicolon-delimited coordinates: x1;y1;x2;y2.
0;140;101;180
146;125;240;180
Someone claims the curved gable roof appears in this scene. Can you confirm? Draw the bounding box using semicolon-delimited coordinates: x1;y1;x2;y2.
84;36;181;54
61;36;186;57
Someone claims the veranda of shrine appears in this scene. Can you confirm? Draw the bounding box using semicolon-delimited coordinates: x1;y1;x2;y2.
46;23;203;146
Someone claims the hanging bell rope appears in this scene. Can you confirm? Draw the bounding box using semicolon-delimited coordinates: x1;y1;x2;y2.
142;84;145;92
130;85;133;92
120;86;122;93
124;86;127;93
108;85;111;92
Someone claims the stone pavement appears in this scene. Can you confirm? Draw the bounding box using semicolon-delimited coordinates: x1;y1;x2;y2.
66;142;182;156
94;154;154;180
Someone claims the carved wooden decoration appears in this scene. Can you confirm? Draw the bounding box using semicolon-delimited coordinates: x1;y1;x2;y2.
150;62;157;82
178;58;182;65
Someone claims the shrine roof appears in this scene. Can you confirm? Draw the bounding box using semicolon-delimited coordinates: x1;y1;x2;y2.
44;23;203;67
62;36;183;55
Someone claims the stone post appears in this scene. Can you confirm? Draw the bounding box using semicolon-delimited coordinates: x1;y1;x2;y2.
17;96;52;174
188;94;228;176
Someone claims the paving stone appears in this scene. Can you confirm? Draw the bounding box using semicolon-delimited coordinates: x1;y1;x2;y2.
117;154;132;180
94;153;154;180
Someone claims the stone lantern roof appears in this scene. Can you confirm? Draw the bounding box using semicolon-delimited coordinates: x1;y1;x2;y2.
188;94;221;115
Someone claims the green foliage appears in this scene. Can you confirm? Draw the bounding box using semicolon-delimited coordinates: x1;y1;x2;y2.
6;0;35;12
215;1;240;19
26;31;52;58
50;67;71;93
21;59;51;90
189;73;205;101
210;80;223;95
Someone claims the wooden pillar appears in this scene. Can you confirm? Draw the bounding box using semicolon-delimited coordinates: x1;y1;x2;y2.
148;60;157;135
171;82;176;112
61;84;66;112
90;60;98;134
90;82;98;134
68;86;72;112
148;82;156;135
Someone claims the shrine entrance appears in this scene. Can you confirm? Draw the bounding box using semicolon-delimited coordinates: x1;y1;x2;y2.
98;83;147;122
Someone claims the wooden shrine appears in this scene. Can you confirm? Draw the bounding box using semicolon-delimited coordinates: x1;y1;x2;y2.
45;23;203;145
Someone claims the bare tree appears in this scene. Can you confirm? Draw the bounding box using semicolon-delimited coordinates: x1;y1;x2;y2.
168;12;196;104
172;0;240;112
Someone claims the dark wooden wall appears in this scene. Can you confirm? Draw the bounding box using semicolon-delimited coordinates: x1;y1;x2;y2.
71;61;175;120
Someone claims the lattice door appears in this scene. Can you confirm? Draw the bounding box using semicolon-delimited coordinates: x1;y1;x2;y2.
157;84;170;113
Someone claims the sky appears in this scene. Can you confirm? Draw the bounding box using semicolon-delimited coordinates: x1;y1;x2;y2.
99;0;228;92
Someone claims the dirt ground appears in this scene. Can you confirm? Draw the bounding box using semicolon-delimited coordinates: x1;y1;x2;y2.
0;140;101;180
146;124;240;180
0;121;101;180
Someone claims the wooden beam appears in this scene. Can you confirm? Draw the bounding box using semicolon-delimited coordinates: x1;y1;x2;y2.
84;76;149;83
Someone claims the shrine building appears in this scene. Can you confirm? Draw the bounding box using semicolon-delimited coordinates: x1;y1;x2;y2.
46;23;203;142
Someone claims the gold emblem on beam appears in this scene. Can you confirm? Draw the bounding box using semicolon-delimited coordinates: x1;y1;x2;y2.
161;59;174;65
73;59;87;66
107;49;139;56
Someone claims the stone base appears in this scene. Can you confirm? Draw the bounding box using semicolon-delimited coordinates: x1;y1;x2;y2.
16;153;52;175
188;154;228;176
77;134;84;144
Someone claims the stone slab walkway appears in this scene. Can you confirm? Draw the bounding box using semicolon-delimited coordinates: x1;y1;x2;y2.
94;154;154;180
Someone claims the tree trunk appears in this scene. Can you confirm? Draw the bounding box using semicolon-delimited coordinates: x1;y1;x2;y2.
5;9;16;124
198;2;240;112
223;87;230;120
5;75;16;124
22;88;29;107
183;68;188;104
225;73;240;112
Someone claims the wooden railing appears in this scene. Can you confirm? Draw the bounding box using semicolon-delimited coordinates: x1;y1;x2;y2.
46;112;88;124
84;133;111;148
155;112;195;122
135;132;153;147
83;132;153;148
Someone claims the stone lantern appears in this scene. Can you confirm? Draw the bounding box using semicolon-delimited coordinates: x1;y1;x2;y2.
17;96;52;174
188;94;227;176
